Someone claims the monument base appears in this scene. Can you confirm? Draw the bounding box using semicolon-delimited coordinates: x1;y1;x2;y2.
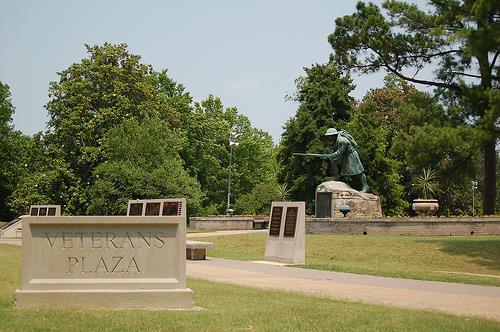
315;181;382;218
15;288;194;310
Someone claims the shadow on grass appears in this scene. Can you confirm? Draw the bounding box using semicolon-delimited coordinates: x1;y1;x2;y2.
417;239;500;272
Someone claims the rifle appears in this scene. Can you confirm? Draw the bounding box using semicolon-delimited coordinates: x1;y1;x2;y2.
293;152;329;159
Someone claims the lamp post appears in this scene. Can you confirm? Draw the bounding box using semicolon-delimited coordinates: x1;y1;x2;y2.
226;131;239;215
471;180;478;217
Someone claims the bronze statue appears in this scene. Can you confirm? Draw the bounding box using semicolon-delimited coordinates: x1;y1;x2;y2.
293;128;369;192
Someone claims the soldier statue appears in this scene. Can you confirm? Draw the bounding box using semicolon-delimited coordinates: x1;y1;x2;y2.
324;128;368;192
294;128;369;193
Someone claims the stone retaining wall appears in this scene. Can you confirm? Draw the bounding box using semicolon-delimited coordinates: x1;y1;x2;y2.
306;217;500;236
189;216;268;230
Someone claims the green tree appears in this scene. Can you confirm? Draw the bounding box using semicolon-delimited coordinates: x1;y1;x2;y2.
181;95;276;215
277;64;354;213
0;82;32;219
348;101;407;216
44;43;179;214
329;0;499;214
234;181;289;216
87;118;203;216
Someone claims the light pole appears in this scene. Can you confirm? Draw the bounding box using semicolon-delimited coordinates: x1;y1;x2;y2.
226;131;239;215
472;180;478;217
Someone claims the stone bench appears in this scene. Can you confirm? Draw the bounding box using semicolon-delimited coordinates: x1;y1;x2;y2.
186;240;214;260
253;219;269;229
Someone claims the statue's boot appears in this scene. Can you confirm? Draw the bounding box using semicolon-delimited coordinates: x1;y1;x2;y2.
360;173;369;193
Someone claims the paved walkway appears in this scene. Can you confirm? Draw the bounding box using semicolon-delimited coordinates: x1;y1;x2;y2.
187;257;500;321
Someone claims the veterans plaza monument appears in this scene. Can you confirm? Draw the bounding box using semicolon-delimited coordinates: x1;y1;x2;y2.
16;198;194;310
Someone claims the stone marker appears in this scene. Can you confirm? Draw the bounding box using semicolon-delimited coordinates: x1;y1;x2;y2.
315;181;382;218
264;201;305;264
16;198;194;309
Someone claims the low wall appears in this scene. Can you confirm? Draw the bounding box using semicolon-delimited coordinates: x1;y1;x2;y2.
189;216;268;231
305;217;500;236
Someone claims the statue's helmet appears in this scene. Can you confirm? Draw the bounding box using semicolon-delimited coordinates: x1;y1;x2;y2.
325;128;339;136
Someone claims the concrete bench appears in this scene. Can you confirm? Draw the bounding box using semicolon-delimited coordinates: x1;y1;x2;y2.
253;219;269;229
186;240;215;260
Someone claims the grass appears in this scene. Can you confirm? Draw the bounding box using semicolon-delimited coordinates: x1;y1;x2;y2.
0;221;6;228
191;233;500;286
1;244;500;331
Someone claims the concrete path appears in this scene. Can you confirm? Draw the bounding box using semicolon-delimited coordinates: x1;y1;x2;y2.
187;257;500;321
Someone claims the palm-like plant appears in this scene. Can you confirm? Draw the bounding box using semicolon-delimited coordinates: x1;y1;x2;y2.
413;167;441;199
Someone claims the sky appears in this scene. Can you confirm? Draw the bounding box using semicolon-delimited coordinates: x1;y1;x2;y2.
1;0;425;142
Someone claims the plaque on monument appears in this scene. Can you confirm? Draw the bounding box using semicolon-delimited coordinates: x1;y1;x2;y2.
283;207;298;237
316;192;332;218
129;203;143;216
29;205;62;217
264;202;305;264
162;201;180;216
127;199;183;217
269;206;283;237
145;202;161;216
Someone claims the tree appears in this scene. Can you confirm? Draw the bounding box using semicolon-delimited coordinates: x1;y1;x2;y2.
234;181;289;216
0;82;31;220
329;0;499;214
277;64;354;213
181;95;277;215
87;118;203;215
348;100;407;216
43;43;181;214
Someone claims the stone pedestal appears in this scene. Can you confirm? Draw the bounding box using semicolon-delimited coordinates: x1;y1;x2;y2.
264;202;305;264
315;181;382;218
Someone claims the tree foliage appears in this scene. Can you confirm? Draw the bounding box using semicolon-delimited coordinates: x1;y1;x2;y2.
329;0;499;214
182;95;276;215
0;82;32;220
87;119;203;215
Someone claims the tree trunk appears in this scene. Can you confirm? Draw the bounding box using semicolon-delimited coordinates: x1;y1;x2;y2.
483;138;497;215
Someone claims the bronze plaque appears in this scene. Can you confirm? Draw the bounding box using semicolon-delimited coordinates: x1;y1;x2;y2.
316;192;332;218
30;207;38;216
39;207;47;216
129;203;143;216
269;206;283;237
283;207;298;237
145;202;161;216
47;207;56;216
162;201;180;216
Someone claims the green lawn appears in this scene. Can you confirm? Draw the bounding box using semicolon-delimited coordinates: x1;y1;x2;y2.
0;221;6;228
191;233;500;286
0;244;499;331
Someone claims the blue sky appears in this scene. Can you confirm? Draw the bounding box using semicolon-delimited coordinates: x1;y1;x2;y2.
1;0;424;142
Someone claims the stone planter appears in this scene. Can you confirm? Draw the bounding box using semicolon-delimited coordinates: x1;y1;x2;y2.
412;198;439;216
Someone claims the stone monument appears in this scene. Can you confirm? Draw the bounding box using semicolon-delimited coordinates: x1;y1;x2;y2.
315;181;382;218
16;198;194;309
264;201;305;264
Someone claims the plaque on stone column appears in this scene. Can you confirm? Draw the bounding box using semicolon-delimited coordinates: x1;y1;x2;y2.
264;202;305;264
269;206;283;237
283;207;298;237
